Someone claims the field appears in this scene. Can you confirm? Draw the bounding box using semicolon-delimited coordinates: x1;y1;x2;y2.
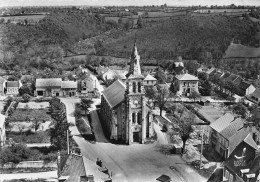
0;14;46;23
224;43;260;58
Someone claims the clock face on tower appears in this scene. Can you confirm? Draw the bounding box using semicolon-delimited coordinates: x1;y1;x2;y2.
131;96;141;108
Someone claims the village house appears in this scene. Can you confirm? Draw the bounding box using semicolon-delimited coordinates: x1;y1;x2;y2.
35;78;78;97
0;114;6;146
223;134;260;182
79;74;96;96
35;78;62;97
100;42;154;144
174;73;199;96
143;74;157;87
245;88;260;106
210;113;260;159
6;80;22;96
61;81;77;97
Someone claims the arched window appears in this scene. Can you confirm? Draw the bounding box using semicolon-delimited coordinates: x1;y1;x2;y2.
137;112;142;125
132;113;136;124
138;82;141;92
133;82;136;93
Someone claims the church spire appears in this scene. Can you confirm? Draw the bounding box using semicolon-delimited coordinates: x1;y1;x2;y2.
128;40;141;77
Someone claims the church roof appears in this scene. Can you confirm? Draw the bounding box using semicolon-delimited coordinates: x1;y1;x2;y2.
127;41;142;78
102;79;126;108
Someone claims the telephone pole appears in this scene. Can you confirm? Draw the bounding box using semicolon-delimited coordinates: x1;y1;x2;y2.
200;129;204;169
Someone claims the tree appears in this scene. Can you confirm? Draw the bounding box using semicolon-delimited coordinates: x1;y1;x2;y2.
32;118;41;132
22;94;31;103
232;103;247;118
177;112;195;153
74;106;82;119
137;16;144;28
80;98;93;115
154;86;171;116
169;82;178;95
0;144;31;164
188;90;201;102
19;85;31;96
200;80;212;96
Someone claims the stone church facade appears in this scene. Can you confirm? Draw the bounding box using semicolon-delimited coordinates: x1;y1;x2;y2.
100;42;154;144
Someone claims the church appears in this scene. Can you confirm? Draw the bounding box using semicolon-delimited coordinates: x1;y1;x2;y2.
100;42;154;144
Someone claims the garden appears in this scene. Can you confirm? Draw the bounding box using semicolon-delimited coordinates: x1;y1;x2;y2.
5;100;52;144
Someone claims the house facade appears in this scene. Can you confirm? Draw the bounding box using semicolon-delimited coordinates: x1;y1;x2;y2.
35;78;62;97
61;81;77;97
6;81;21;96
143;74;157;87
223;134;259;182
174;73;199;96
100;42;154;144
210;113;260;159
80;74;95;96
35;78;77;97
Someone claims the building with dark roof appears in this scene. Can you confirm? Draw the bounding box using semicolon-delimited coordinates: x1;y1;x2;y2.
59;152;110;182
223;134;260;182
100;42;154;144
35;78;78;97
210;113;260;159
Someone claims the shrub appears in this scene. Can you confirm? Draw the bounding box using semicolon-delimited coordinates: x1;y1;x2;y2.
22;94;31;103
0;144;32;164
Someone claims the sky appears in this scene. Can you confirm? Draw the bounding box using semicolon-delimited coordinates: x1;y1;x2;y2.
1;0;260;7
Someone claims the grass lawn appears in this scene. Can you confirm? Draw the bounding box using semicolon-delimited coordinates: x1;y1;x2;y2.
6;131;50;144
9;108;51;122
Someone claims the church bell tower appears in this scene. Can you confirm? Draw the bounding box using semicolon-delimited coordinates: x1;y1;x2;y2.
125;41;146;144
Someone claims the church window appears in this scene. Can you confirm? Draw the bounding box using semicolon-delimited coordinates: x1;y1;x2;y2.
132;113;136;124
133;82;136;93
138;82;141;92
137;112;142;125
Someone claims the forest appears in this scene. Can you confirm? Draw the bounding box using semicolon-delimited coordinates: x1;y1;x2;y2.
101;15;260;65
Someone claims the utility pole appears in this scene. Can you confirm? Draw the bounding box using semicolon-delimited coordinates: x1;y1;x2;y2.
200;129;204;169
67;130;70;155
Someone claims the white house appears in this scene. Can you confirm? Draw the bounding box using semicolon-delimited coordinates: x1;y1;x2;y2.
143;74;157;87
174;73;199;96
6;80;22;96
